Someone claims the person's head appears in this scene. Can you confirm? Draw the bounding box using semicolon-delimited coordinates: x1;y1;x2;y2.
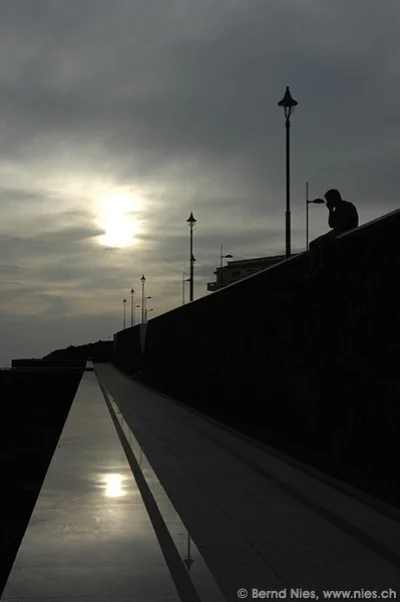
324;189;342;208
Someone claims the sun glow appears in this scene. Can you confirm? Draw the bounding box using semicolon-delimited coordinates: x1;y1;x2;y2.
96;188;141;247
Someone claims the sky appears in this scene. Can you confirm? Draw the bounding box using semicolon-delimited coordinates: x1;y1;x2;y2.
0;0;399;366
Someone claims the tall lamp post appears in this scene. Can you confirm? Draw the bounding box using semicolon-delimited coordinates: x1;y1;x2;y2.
186;212;197;301
122;298;127;329
140;275;145;324
130;288;134;327
220;245;233;288
133;304;140;326
278;86;298;259
306;182;325;250
182;271;190;305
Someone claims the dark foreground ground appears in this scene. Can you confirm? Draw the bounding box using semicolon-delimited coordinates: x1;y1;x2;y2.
1;361;397;595
0;369;83;597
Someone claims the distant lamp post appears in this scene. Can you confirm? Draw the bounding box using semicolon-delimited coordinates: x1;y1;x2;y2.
278;86;298;259
145;308;153;323
133;304;140;326
186;212;197;301
130;288;134;327
144;296;152;320
140;275;145;324
220;245;233;288
182;271;191;305
122;298;127;329
306;182;325;250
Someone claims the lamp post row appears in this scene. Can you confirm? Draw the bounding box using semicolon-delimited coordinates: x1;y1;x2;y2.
123;209;198;327
122;88;321;327
122;282;152;329
125;212;198;325
126;180;321;325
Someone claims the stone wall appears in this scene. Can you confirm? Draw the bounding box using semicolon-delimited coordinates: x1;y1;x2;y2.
113;324;142;377
113;209;400;503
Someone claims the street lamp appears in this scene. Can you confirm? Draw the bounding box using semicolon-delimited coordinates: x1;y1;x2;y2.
140;274;145;324
122;298;127;329
130;288;134;327
133;304;140;326
278;86;298;259
182;271;191;305
220;245;233;288
145;308;153;322
186;212;197;301
306;182;325;250
144;296;152;320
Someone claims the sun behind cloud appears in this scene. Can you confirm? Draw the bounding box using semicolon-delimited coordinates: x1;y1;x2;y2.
96;187;141;248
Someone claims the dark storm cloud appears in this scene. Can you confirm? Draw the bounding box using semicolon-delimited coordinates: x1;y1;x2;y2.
0;0;397;213
0;226;104;259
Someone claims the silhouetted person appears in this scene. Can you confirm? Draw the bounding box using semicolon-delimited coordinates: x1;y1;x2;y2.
306;189;359;278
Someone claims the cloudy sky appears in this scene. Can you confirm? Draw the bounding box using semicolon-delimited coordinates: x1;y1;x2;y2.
0;0;398;366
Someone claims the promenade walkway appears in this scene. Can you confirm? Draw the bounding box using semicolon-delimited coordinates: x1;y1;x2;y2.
3;362;400;600
1;363;182;601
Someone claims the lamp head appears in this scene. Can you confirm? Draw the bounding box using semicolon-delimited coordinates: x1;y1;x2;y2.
278;86;298;119
140;274;145;282
186;212;197;225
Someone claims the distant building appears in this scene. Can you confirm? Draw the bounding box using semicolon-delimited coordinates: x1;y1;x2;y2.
207;254;298;291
